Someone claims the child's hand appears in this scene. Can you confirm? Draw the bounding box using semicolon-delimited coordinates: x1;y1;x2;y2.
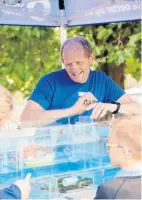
14;180;31;200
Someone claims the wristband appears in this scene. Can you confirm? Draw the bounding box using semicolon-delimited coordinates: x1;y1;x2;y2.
111;101;121;114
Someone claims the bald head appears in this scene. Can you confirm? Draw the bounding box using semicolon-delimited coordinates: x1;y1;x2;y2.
61;36;93;59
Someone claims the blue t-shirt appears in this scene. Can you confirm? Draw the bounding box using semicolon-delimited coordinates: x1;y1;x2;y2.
29;69;125;124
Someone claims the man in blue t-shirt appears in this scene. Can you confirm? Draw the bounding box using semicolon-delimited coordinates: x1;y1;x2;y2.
21;36;139;125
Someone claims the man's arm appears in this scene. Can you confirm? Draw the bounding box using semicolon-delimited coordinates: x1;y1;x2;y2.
21;93;140;126
20;93;95;126
20;100;74;127
93;72;140;119
117;93;140;115
90;94;140;120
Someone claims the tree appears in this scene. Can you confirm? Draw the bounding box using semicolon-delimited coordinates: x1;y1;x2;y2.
0;21;141;98
68;21;141;89
0;26;61;97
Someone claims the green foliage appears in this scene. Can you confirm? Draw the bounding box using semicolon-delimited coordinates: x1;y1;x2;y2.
91;21;141;67
0;26;61;97
125;57;141;81
0;21;141;97
68;22;141;67
68;21;141;86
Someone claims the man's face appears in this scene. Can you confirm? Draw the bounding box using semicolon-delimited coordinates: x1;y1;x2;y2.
62;43;93;83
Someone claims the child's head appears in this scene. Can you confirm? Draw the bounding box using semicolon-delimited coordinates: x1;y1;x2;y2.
0;85;13;127
108;115;141;168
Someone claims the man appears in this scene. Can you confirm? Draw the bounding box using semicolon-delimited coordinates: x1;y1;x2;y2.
94;115;141;199
21;36;140;125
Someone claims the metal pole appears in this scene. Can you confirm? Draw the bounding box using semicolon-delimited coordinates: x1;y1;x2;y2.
59;7;67;68
60;23;67;46
59;0;67;45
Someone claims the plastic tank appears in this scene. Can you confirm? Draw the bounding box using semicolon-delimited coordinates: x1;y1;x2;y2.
0;118;120;199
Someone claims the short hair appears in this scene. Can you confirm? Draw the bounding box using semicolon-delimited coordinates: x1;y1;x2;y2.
60;36;93;58
0;85;13;126
111;115;141;160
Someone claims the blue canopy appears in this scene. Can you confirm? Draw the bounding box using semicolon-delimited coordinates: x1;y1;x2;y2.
0;0;141;26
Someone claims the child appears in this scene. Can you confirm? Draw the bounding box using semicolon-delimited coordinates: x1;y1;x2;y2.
94;115;141;199
0;85;31;199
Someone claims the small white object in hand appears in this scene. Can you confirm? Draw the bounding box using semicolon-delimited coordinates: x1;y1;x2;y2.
78;92;86;97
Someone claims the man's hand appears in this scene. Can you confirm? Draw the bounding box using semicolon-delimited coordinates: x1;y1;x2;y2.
90;103;117;120
70;92;117;120
70;92;98;115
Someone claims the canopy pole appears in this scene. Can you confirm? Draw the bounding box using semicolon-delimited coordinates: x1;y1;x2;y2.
59;9;67;69
59;0;67;68
60;23;67;46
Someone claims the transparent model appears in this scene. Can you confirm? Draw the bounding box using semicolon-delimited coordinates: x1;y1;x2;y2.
0;118;119;199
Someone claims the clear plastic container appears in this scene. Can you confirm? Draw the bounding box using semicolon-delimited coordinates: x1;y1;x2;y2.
0;118;114;199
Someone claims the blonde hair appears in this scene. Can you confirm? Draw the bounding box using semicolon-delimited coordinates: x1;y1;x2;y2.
111;115;141;160
0;85;13;127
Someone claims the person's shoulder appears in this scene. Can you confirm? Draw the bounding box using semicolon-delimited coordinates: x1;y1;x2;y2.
91;70;106;77
102;177;125;188
40;69;66;81
97;177;126;193
91;70;107;82
95;178;125;199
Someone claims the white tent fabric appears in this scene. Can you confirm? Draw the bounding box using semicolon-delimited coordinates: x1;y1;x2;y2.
0;0;60;26
65;0;141;26
0;0;141;26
